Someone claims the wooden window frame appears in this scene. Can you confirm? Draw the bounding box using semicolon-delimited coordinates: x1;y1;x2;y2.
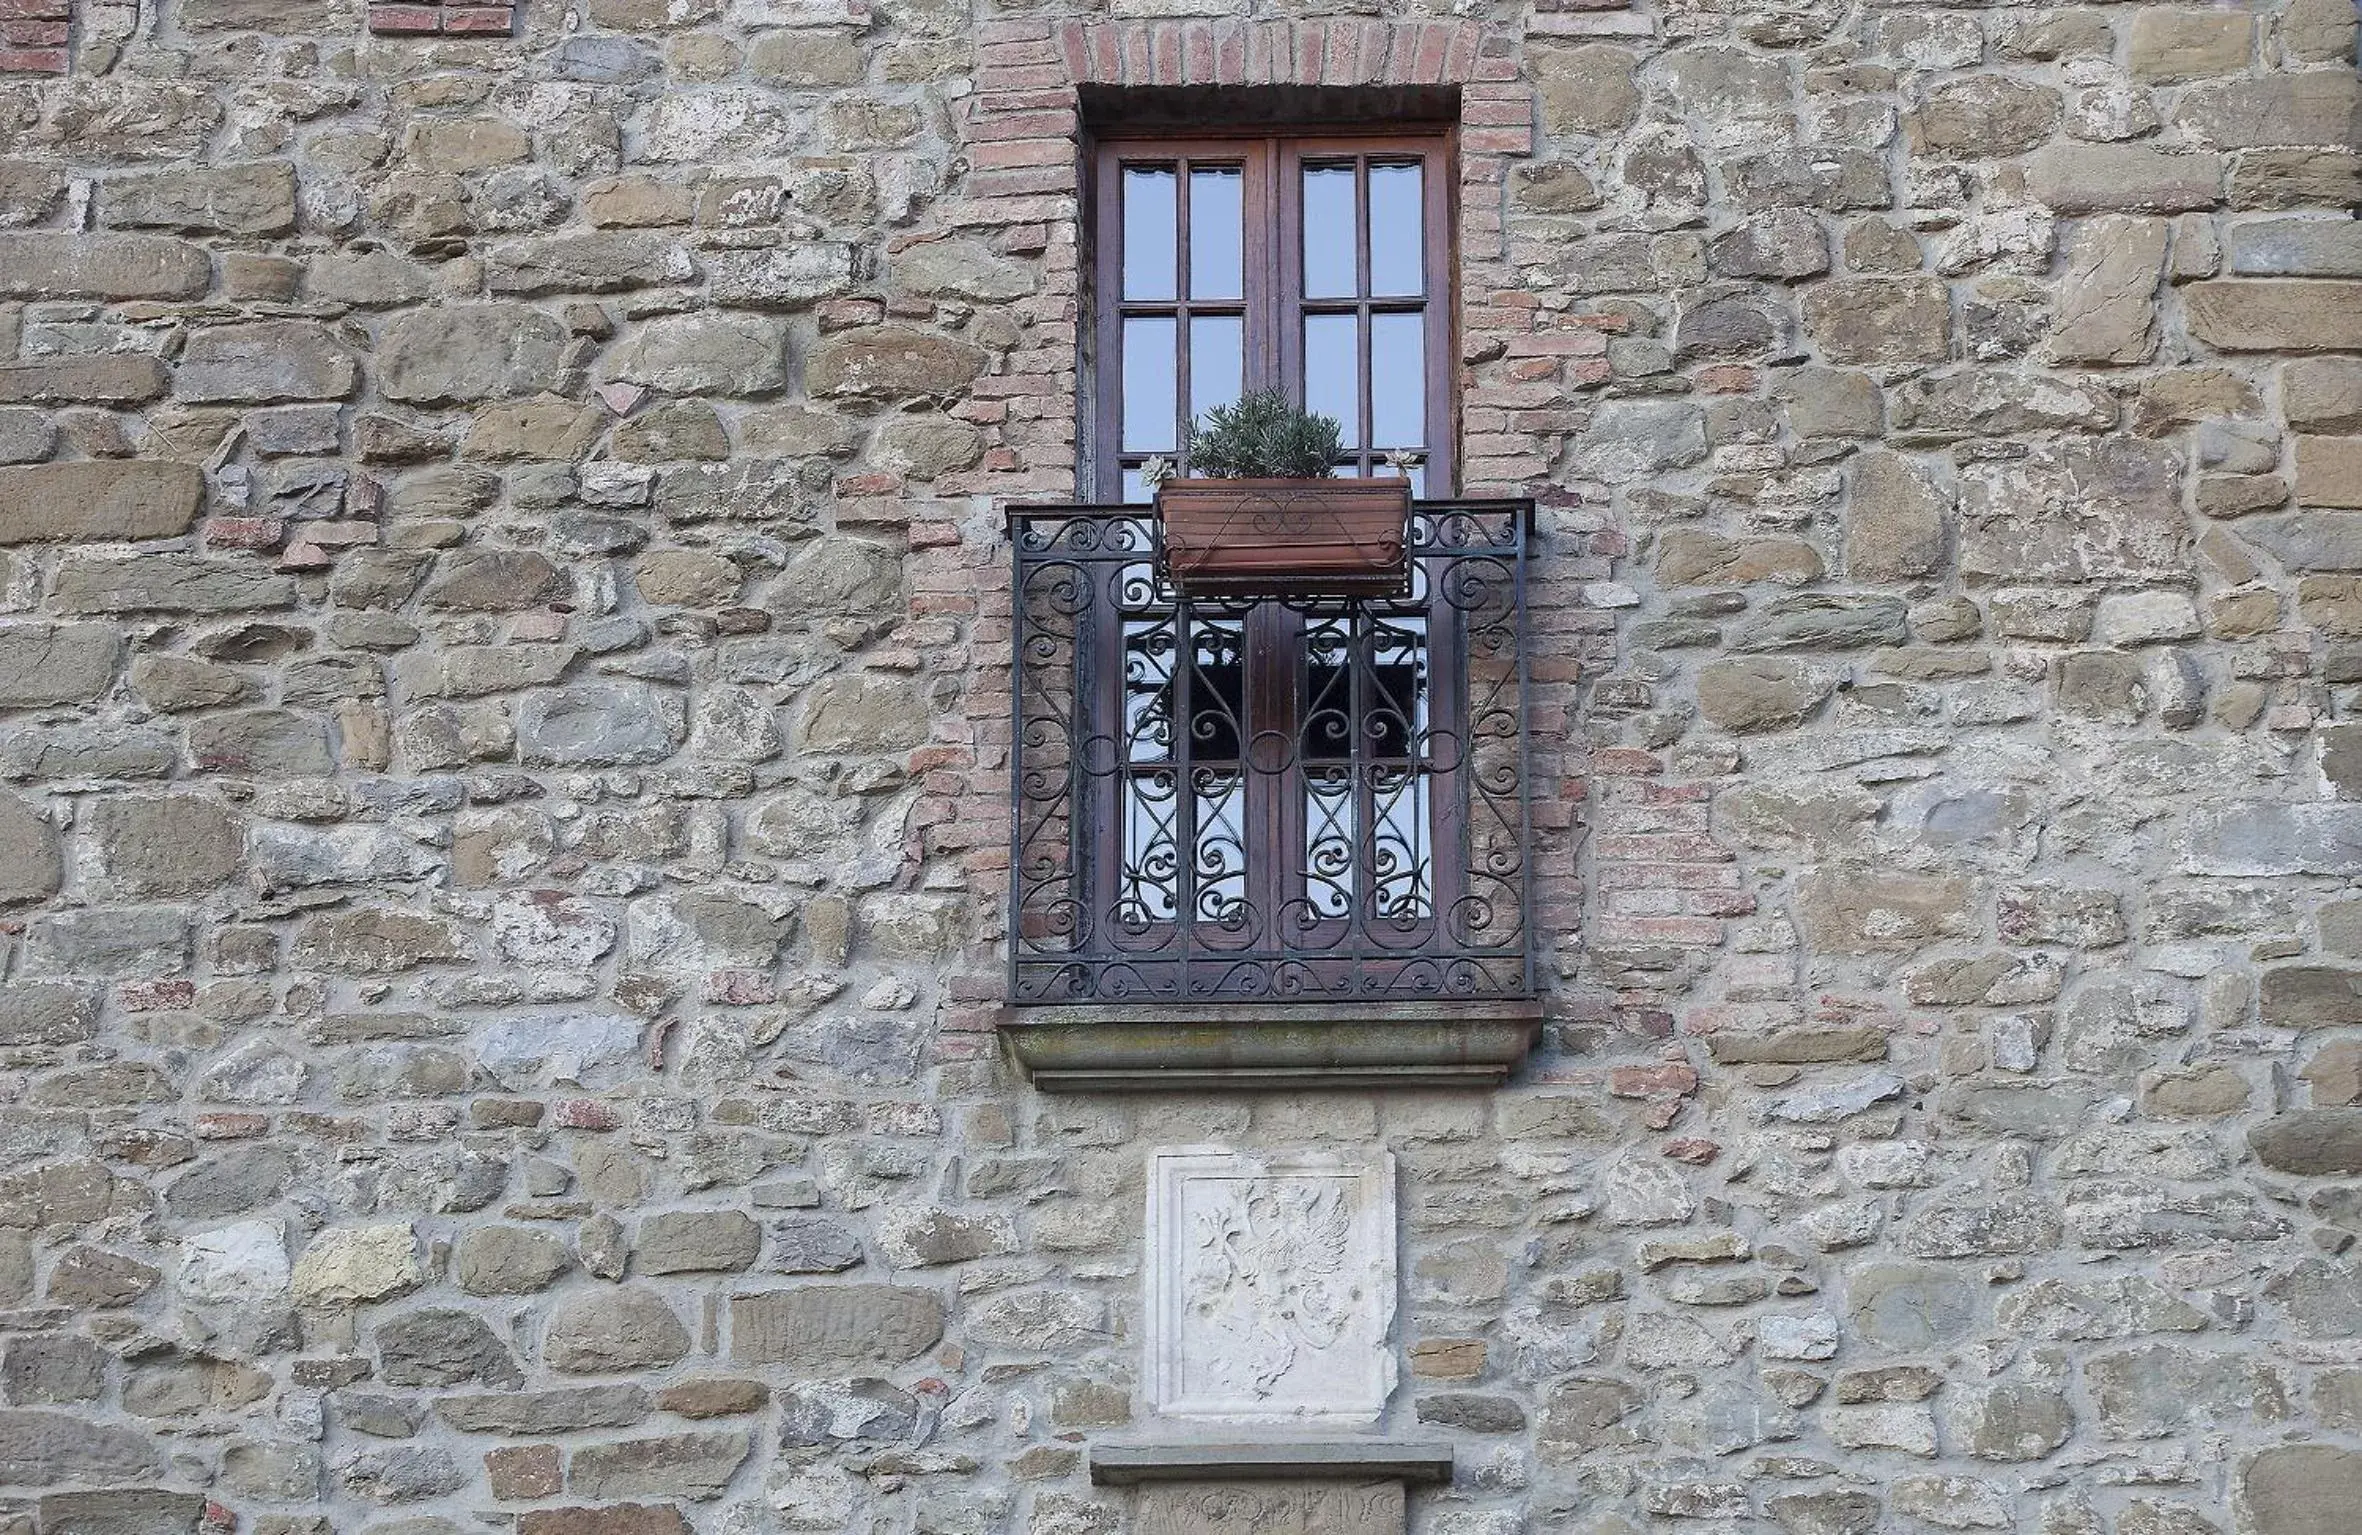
1086;126;1459;502
1068;124;1474;999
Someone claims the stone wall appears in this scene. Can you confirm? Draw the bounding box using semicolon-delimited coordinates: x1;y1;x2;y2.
0;0;2358;1531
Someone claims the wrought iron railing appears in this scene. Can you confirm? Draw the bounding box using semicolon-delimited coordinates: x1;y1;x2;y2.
1008;500;1535;1005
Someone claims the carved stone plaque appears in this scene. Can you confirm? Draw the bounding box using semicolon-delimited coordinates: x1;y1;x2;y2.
1137;1481;1405;1535
1146;1147;1397;1421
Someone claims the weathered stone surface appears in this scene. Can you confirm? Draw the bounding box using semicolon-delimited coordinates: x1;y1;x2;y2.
2048;216;2168;364
517;686;686;766
1908;76;2061;158
2027;145;2224;213
1798;867;1973;951
1846;452;1949;580
604;314;790;396
1696;658;1832;733
2246;1444;2362;1535
33;1488;205;1535
545;1289;691;1373
0;356;169;406
0;234;208;300
456;1227;573;1295
0;1410;165;1485
292;1225;423;1308
1654;530;1821;587
2250;1111;2362;1175
1731;596;1909;653
568;1432;749;1502
85;796;241;897
178;321;357;403
637;1211;760;1274
0;463;204;546
729;1286;943;1369
2185;281;2362;352
518;1507;690;1535
1802;279;1950;365
806;326;986;402
104;162;295;235
374;1308;522;1388
2286;359;2362;433
52;555;294;614
2180;73;2362;150
486;232;697;296
378;306;570;404
421;549;569;612
437;1386;651;1435
1959;441;2186;585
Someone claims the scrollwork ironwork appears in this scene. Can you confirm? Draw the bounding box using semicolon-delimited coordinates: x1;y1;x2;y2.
1008;500;1535;1004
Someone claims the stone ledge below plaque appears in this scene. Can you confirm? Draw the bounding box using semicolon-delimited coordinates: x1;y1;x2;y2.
1088;1439;1455;1485
1000;1001;1542;1091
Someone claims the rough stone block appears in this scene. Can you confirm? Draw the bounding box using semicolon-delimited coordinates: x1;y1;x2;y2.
728;1285;943;1369
2297;436;2362;508
0;624;120;706
2230;218;2362;278
2047;215;2167;364
2129;11;2252;82
2179;72;2362;150
0;463;202;545
1132;1482;1405;1535
1959;441;2185;585
0;356;169;405
2027;145;2223;213
2185;280;2362;352
0;233;209;299
103;163;296;235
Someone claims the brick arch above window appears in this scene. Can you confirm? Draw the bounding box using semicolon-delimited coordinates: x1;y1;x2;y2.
952;16;1539;502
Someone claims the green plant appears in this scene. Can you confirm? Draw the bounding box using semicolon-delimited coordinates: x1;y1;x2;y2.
1183;389;1345;479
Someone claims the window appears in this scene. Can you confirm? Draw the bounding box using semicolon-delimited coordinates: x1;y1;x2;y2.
1091;133;1455;501
1005;118;1533;1016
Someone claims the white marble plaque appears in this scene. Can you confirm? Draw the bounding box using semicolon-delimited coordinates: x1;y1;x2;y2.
1146;1147;1397;1422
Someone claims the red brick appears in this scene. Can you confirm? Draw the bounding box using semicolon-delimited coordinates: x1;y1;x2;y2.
441;5;514;31
367;3;441;30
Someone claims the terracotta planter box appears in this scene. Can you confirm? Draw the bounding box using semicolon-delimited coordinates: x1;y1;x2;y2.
1156;477;1412;599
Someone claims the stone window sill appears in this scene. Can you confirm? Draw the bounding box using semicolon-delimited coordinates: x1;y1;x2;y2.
1089;1438;1455;1485
998;1000;1541;1091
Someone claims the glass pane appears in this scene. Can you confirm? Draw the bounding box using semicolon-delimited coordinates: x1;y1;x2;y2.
1302;164;1356;299
1122;316;1177;453
1189;167;1243;301
1304;313;1359;449
1370;312;1424;456
1369;163;1424;297
1121;466;1150;505
1123;167;1177;301
1189;315;1242;430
